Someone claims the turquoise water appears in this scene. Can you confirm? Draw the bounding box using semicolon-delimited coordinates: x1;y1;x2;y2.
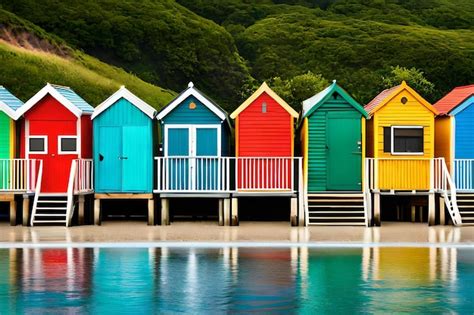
0;247;472;313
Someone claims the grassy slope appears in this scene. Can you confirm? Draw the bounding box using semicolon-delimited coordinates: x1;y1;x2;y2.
0;9;175;108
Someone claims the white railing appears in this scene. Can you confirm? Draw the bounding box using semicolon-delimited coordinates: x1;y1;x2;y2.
29;160;44;226
155;156;231;193
0;159;41;192
74;159;94;194
453;159;474;192
65;160;78;227
434;158;462;225
363;159;372;227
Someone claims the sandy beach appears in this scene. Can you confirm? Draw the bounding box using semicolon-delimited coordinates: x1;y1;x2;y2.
0;221;472;245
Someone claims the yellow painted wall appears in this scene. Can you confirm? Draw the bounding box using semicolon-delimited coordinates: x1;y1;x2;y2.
373;89;435;190
435;116;452;172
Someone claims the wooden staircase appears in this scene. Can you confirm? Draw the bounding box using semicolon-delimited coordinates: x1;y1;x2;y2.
455;193;474;225
306;193;367;225
31;193;73;226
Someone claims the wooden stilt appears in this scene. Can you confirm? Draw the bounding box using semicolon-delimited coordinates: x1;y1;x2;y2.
411;205;416;222
297;196;305;227
231;197;239;226
223;198;230;226
94;198;101;226
218;199;224;226
290;197;297;226
148;198;155;225
22;195;30;226
373;192;381;226
396;205;400;221
78;195;85;225
419;206;423;222
439;195;445;225
9;200;16;226
428;193;435;226
161;198;170;225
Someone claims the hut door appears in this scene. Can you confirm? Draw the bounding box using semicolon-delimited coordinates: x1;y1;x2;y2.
195;127;219;190
326;112;362;190
166;127;190;190
122;126;148;191
98;126;122;191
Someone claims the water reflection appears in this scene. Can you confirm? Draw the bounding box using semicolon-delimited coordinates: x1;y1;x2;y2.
0;246;472;313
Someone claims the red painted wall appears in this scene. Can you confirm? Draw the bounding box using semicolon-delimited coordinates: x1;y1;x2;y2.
81;115;92;158
237;92;293;157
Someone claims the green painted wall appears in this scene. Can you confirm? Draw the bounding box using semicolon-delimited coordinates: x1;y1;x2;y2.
0;112;11;159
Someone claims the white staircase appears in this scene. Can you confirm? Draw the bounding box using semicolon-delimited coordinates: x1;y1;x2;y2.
31;193;72;225
454;193;474;225
435;158;463;226
306;193;367;226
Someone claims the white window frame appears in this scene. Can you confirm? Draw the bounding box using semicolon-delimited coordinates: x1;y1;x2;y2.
164;124;221;157
390;126;424;156
58;136;79;154
27;136;48;155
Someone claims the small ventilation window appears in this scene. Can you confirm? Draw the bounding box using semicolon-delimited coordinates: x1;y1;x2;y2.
262;102;267;113
401;97;408;104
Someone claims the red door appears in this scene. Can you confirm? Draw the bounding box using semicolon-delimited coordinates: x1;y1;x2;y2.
29;120;77;193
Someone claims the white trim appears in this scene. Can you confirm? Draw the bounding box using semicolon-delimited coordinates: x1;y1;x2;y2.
390;126;424;155
58;136;79;154
451;117;456;170
77;118;82;158
92;86;156;119
164;124;221;157
27;136;48;155
15;83;83;119
156;85;226;121
25;120;29;158
0;101;19;120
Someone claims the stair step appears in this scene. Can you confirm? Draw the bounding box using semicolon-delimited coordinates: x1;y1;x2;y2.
309;216;365;220
36;207;67;210
37;200;67;203
33;220;67;223
308;199;363;202
309;211;365;214
309;205;364;208
34;214;67;217
308;222;366;226
460;211;474;214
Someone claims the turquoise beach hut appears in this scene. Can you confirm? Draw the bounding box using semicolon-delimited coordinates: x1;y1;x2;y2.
92;86;157;193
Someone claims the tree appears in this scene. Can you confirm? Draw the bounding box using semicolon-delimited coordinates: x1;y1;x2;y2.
382;66;435;98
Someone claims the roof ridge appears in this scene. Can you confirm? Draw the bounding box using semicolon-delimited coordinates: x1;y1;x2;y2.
48;83;72;90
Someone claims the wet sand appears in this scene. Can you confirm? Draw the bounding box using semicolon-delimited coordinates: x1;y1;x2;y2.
0;221;472;245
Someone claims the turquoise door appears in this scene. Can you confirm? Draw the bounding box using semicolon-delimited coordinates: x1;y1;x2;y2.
196;127;218;190
167;128;190;190
122;126;149;191
98;126;122;191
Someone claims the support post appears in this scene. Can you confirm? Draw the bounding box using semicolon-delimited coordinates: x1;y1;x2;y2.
161;198;170;225
78;195;85;225
411;205;416;223
439;195;445;225
9;200;16;226
290;197;298;226
231;197;239;226
373;192;381;226
148;198;155;225
94;198;101;226
428;193;436;226
22;195;30;226
218;199;224;226
298;196;305;227
223;198;230;226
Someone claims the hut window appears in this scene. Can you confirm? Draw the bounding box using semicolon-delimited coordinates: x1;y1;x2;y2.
262;102;267;113
401;97;408;104
391;127;424;154
383;127;391;153
58;136;78;154
28;136;47;154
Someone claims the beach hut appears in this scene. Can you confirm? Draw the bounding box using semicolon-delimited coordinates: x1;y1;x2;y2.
433;84;474;225
155;82;231;225
15;83;95;226
0;86;23;225
300;81;368;226
229;82;302;225
92;86;157;225
364;81;444;225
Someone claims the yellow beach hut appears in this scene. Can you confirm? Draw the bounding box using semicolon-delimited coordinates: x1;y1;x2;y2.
364;81;445;226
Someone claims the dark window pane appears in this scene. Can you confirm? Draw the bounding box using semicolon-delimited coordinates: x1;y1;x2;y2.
29;138;45;152
383;127;391;153
61;138;77;152
393;128;423;153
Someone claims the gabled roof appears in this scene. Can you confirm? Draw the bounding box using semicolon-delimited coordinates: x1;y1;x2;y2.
302;80;368;119
92;86;156;119
364;81;438;116
230;82;298;119
0;86;23;120
156;82;227;121
433;84;474;115
15;83;94;119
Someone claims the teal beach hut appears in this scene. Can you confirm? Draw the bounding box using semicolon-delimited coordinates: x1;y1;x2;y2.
92;86;157;193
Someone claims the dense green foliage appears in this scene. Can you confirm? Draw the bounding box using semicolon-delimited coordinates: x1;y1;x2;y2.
0;9;175;107
1;0;473;107
382;66;435;97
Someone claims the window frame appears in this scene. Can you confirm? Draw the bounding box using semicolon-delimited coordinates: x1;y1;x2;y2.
390;126;424;155
58;136;78;155
27;136;48;155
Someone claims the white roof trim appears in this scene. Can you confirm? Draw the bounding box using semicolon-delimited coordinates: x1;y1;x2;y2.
156;84;226;121
15;83;82;119
92;86;156;119
0;101;18;120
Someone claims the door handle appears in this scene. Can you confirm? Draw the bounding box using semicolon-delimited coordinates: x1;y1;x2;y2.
119;156;128;160
99;154;104;161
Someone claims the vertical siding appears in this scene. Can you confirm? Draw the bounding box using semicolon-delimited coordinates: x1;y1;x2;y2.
307;94;356;191
238;92;293;157
434;116;452;170
455;101;474;159
81;115;93;159
0;112;11;158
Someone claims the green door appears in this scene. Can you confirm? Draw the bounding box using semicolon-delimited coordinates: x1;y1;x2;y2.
122;126;149;191
326;112;362;190
98;126;122;191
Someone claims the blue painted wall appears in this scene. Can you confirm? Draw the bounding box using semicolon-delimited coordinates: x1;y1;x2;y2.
93;98;154;192
455;96;474;159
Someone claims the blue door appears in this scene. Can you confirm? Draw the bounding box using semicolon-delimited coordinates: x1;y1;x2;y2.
196;127;218;190
98;127;122;191
167;128;190;190
122;126;149;191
